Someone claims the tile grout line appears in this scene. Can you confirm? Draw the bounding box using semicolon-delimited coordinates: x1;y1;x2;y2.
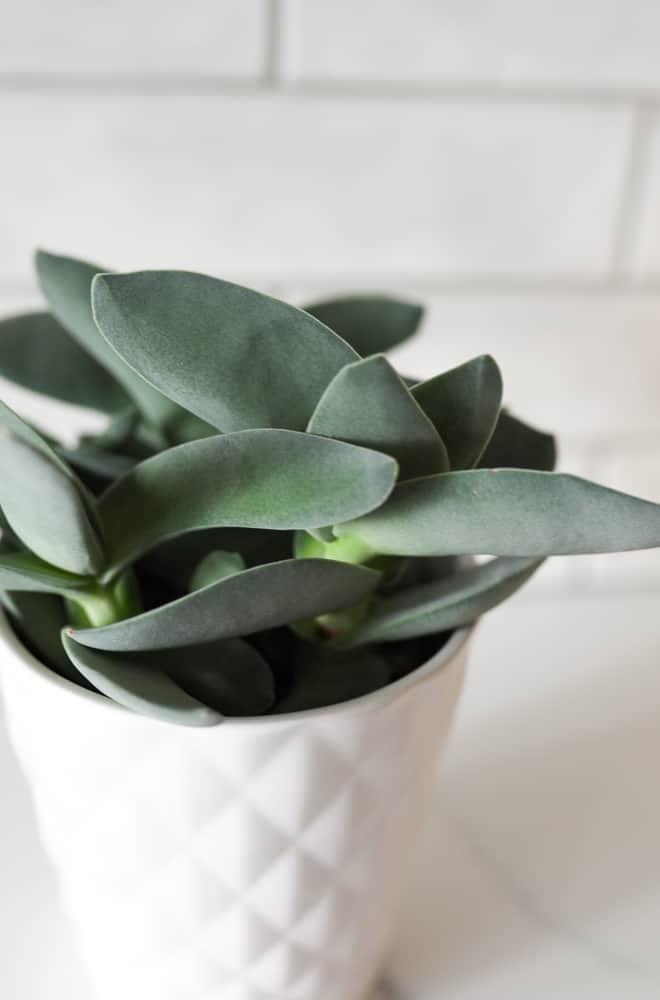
279;78;660;109
0;74;659;107
610;103;656;276
0;75;268;95
263;0;284;87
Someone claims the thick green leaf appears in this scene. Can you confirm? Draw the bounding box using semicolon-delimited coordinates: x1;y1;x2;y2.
0;552;91;592
412;355;503;470
338;470;660;556
307;355;449;479
304;295;423;356
189;550;246;591
274;647;390;713
167;638;275;716
343;557;541;645
0;431;104;574
62;631;223;726
69;559;381;652
92;270;359;432
0;399;105;537
1;592;94;688
480;410;557;471
99;430;397;573
36;250;179;428
0;311;130;413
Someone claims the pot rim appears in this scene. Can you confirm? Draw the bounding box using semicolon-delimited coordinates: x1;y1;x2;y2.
0;608;475;730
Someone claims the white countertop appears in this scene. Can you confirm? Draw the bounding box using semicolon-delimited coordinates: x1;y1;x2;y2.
2;586;659;999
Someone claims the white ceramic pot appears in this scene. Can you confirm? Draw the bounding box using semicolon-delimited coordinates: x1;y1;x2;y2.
0;610;472;1000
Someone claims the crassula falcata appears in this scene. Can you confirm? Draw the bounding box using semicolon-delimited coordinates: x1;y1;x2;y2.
1;249;660;725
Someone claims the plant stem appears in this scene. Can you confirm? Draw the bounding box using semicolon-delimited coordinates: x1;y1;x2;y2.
64;570;142;628
294;531;393;642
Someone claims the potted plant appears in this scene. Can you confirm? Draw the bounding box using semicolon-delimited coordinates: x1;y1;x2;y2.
2;250;660;1000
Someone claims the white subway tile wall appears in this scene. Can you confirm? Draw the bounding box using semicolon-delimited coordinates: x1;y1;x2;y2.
282;0;660;91
0;96;634;282
0;1;267;78
1;0;659;594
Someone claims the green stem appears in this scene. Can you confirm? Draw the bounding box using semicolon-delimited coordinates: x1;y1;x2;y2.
64;570;142;628
295;530;376;566
294;531;395;642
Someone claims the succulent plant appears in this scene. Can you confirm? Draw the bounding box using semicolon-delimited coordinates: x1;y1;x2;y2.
2;250;660;725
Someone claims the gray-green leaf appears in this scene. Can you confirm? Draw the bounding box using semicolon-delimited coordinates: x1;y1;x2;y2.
0;552;92;592
167;638;275;716
343;556;541;645
1;592;94;688
0;311;130;413
69;559;381;652
307;355;449;479
0;405;102;540
274;648;390;713
62;631;223;726
479;410;557;471
412;355;503;470
92;270;359;431
36;250;179;428
0;430;104;575
99;430;397;573
304;295;423;357
338;470;660;556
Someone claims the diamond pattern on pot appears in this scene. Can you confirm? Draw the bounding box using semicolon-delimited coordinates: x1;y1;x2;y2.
1;631;468;1000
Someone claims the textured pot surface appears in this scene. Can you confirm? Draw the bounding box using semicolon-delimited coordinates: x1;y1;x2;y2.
0;612;471;1000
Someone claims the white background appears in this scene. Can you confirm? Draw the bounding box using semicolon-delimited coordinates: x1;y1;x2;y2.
0;3;659;996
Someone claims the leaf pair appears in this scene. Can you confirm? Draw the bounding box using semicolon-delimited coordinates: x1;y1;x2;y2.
90;269;503;478
306;350;509;481
307;355;449;480
61;559;383;725
36;261;509;484
0;403;399;585
3;253;429;440
62;632;274;726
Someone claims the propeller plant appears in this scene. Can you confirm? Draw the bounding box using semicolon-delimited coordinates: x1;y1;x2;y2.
2;250;660;725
